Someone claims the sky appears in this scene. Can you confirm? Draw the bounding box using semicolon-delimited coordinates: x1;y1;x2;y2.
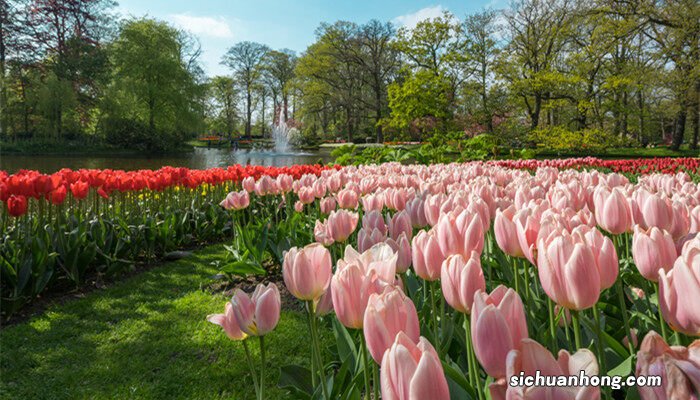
116;0;506;76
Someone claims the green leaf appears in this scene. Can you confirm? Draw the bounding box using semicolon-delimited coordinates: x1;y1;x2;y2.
333;319;357;366
608;355;633;377
219;261;265;276
278;364;314;397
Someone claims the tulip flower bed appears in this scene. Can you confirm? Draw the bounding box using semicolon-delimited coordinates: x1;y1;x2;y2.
2;157;700;399
0;164;332;317
204;159;700;400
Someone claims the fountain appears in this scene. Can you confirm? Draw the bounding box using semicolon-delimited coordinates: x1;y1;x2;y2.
271;108;295;153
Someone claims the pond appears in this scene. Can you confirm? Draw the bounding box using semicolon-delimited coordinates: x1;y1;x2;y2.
0;148;332;173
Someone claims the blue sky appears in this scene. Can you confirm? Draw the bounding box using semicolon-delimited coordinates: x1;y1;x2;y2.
116;0;505;76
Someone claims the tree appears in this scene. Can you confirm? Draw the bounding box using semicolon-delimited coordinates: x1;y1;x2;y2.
500;0;574;130
263;49;297;120
222;41;269;139
462;10;501;132
208;76;237;138
108;18;204;135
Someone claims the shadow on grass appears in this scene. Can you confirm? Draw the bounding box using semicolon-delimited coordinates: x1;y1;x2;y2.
1;245;314;400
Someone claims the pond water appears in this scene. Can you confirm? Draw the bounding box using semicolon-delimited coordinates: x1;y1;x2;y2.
0;148;332;173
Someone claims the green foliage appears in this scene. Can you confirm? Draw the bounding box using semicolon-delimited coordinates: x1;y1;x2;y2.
384;70;451;137
528;126;628;153
102;117;185;152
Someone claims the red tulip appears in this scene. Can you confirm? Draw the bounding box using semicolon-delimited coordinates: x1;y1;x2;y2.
380;332;450;400
48;186;67;205
6;195;28;217
70;180;89;200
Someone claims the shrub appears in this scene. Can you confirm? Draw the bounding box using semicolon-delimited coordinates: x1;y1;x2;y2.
102;117;185;152
528;127;624;153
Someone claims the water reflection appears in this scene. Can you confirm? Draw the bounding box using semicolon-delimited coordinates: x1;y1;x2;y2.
0;148;332;173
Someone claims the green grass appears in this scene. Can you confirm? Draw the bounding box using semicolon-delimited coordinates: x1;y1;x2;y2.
0;244;316;400
534;146;699;159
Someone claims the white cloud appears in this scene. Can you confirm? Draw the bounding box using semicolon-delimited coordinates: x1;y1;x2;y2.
169;14;234;39
392;5;448;29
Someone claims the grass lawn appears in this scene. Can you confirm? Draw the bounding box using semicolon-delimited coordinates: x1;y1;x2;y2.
0;244;316;400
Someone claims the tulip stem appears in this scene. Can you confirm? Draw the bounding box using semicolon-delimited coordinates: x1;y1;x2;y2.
512;257;519;294
464;316;483;400
259;336;266;400
307;301;329;399
615;280;634;355
654;283;669;343
591;306;607;375
429;282;439;350
360;335;372;400
373;361;380;400
242;339;261;400
547;298;557;352
572;311;582;349
305;303;317;388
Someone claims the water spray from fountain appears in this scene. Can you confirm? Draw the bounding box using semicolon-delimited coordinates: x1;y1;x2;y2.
271;107;295;153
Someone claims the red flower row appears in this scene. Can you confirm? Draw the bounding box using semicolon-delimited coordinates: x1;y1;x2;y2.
1;164;337;216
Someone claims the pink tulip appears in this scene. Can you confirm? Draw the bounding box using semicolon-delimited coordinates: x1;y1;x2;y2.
380;332;450;400
294;200;304;212
471;286;529;379
362;210;388;235
690;205;700;234
423;193;445;227
411;230;445;281
207;301;247;340
242;176;256;192
435;209;484;258
494;206;524;257
338;243;398;283
361;193;385;212
314;220;334;246
220;190;250;210
387;210;413;241
364;287;420;363
572;225;619;290
643;193;674;232
659;237;700;336
312;179;327;198
593;186;633;234
283;243;333;301
406;196;428;228
337;188;359;209
298;186;316;204
326;210;359;243
670;200;691;240
441;252;486;314
320;196;337;214
636;330;700;400
386;232;412;273
537;232;601;310
514;208;541;265
505;339;600;400
276;174;293;192
632;226;677;282
331;264;386;329
231;283;281;336
358;227;387;253
316;286;334;316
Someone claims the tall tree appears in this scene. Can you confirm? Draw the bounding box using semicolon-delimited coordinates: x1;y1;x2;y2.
222;41;269;139
208;75;237;138
263;49;296;121
500;0;573;130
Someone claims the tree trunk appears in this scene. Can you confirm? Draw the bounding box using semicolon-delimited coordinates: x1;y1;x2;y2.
692;84;699;150
638;90;644;143
671;101;687;150
529;95;542;131
261;92;266;137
